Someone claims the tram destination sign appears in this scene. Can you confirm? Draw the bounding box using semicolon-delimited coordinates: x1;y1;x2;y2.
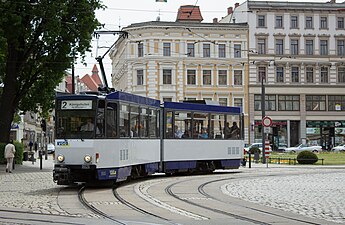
61;100;93;110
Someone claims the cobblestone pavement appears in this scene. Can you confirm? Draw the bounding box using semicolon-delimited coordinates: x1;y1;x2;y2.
1;157;345;224
224;166;345;224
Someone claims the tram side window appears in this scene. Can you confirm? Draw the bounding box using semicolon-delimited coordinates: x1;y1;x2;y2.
119;104;130;137
210;114;225;139
106;102;117;138
140;107;148;138
148;109;158;138
130;105;139;137
225;115;241;139
174;111;191;139
96;100;105;138
193;113;209;139
165;111;174;138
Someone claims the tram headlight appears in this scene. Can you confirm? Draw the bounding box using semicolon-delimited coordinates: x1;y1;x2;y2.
84;154;92;163
57;154;65;163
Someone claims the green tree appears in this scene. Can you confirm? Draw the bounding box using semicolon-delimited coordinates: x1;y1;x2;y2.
0;0;104;143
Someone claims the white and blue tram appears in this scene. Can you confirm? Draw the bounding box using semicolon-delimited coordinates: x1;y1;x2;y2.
53;91;244;185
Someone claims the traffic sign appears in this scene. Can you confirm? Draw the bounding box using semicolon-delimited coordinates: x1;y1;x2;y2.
262;116;273;127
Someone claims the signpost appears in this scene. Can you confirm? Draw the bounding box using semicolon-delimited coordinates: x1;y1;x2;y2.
262;116;272;167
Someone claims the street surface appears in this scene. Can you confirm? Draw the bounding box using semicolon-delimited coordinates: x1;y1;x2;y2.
0;156;344;224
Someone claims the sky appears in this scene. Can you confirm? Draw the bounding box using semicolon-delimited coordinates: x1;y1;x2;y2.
71;0;324;86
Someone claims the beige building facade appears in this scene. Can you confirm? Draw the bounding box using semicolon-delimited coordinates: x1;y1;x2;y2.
110;14;250;142
221;0;345;150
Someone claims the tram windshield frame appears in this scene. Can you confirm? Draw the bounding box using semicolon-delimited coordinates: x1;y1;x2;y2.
56;98;99;139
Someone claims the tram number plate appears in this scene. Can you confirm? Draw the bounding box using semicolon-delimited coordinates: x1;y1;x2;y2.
82;165;90;169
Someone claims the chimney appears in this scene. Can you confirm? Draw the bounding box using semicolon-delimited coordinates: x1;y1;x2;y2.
235;3;240;8
213;18;218;23
227;7;233;14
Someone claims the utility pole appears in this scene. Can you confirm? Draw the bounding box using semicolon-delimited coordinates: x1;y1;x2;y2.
261;71;266;164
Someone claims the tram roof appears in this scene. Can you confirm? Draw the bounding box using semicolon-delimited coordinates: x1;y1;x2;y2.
163;101;242;114
107;91;160;108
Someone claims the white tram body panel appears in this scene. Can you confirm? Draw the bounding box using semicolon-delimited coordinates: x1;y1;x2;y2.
55;139;160;168
163;139;244;161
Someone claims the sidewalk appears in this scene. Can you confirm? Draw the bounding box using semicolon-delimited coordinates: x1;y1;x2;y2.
1;154;54;173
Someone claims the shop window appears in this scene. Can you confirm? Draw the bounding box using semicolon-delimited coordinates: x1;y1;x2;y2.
306;95;326;111
278;95;300;111
254;94;276;111
328;95;345;111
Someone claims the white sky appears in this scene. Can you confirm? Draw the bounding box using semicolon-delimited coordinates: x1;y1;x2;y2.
71;0;324;86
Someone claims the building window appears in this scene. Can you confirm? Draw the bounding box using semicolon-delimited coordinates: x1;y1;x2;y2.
291;15;298;28
234;44;241;58
305;16;313;29
258;15;266;27
328;95;345;111
219;98;227;106
320;40;328;55
320;67;328;83
337;17;344;29
305;39;314;55
254;94;276;111
275;15;283;28
306;67;314;83
257;38;266;54
203;44;210;57
275;39;284;55
234;98;243;108
137;69;144;85
290;39;299;55
234;70;243;85
337;40;345;56
306;95;326;111
138;43;143;57
278;95;300;111
218;44;226;58
276;66;284;83
291;66;299;83
258;66;266;82
163;97;172;102
203;70;211;85
338;67;345;83
187;43;195;57
163;43;171;56
187;69;196;85
163;69;172;84
218;70;227;85
320;16;328;29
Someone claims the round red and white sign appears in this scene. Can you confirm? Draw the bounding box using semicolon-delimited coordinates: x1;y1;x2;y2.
262;116;273;127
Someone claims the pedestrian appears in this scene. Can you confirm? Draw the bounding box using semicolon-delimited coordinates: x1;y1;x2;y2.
29;140;33;151
4;140;16;173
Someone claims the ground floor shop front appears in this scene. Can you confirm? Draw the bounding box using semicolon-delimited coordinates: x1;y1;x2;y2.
253;120;345;151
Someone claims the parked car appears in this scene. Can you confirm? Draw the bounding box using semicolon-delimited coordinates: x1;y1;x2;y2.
271;143;288;152
47;143;55;154
244;142;272;154
331;143;345;153
284;144;322;153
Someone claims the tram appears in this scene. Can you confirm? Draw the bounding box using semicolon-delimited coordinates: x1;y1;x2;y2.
53;91;244;185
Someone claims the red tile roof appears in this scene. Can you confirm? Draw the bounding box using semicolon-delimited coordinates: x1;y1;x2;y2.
65;64;103;92
176;5;203;22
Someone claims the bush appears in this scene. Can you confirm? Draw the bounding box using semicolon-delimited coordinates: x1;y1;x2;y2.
249;146;261;154
0;141;24;164
297;151;318;164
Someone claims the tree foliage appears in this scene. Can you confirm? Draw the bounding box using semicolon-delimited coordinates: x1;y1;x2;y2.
0;0;104;142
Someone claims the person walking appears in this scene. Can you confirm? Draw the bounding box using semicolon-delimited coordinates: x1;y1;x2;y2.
5;140;16;173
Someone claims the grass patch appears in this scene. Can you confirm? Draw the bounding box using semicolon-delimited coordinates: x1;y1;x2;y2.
268;152;345;165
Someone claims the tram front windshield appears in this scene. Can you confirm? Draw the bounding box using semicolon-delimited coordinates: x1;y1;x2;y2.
56;99;97;139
